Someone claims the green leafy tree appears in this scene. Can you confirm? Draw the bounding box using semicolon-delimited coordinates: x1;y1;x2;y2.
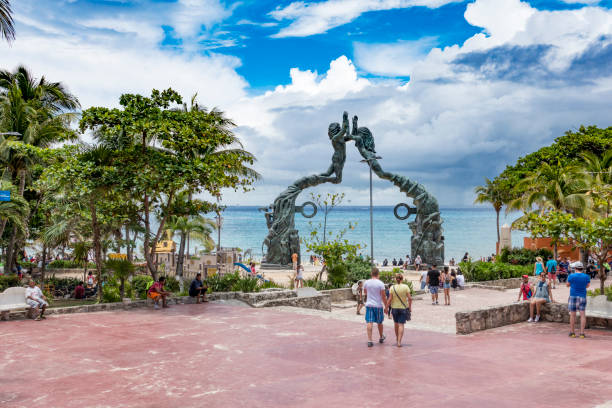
518;211;612;294
581;149;612;218
80;89;258;279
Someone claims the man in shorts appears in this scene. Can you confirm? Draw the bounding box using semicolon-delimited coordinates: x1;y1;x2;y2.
25;280;48;321
546;256;558;288
426;264;441;305
567;262;590;338
148;277;171;309
363;268;388;348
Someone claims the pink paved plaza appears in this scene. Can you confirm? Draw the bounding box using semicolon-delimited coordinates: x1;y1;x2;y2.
2;302;612;408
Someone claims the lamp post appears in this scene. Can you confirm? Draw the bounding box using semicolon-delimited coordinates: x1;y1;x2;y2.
361;156;382;267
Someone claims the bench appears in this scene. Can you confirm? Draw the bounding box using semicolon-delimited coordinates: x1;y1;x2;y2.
0;287;30;320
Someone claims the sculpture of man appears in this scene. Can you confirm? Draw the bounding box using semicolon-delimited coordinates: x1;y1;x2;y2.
319;111;350;184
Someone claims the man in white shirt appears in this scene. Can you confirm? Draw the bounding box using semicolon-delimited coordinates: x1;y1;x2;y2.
363;268;388;348
25;280;48;321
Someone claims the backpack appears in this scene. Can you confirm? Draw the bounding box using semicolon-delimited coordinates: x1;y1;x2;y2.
521;283;532;299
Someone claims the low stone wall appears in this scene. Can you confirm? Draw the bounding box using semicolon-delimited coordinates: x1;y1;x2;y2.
466;278;523;291
455;302;612;335
320;288;354;302
255;293;332;312
239;289;297;306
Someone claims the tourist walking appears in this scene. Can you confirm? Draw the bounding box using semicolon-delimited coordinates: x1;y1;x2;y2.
295;264;304;288
533;256;545;276
414;255;422;271
419;268;428;291
385;284;391;318
567;262;590;338
528;272;554;322
516;275;532;302
462;252;469;262
387;273;412;347
558;258;569;283
363;268;387;347
426;265;441;305
356;280;364;315
546;256;558;288
442;266;451;305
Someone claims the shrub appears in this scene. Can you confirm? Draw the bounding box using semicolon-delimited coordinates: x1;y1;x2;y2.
231;276;260;292
0;275;20;291
161;276;180;293
46;277;81;297
379;271;395;285
499;248;553;265
260;279;284;290
303;278;334;291
205;272;241;292
345;257;372;284
132;275;154;299
459;261;531;282
328;264;348;288
587;286;612;301
102;285;121;303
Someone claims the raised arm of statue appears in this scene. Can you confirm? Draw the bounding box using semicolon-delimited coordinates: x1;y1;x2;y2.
332;111;349;143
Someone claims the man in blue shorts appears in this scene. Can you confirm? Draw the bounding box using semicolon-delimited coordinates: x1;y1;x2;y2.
426;264;441;305
567;262;590;338
363;268;388;348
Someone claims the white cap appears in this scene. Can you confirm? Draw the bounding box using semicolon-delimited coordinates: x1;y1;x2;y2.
572;261;584;269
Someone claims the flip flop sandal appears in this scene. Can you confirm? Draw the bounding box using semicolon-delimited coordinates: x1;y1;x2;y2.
367;342;374;348
569;332;576;338
379;335;386;344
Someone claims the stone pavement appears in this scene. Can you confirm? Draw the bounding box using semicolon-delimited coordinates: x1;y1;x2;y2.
1;302;611;408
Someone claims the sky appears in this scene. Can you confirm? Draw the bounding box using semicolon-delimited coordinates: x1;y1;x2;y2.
1;0;611;207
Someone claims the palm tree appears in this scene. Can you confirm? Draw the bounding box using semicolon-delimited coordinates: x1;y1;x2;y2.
474;178;504;246
105;258;135;299
0;66;79;272
0;179;28;237
166;214;215;288
581;149;612;218
0;0;15;43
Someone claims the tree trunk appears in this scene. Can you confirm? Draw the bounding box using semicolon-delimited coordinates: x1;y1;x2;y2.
125;225;133;262
90;200;103;302
553;242;558;260
495;208;500;246
120;278;125;299
176;231;186;292
41;243;47;286
143;191;175;280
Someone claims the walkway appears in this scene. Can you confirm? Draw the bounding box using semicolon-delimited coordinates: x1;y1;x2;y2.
1;302;611;407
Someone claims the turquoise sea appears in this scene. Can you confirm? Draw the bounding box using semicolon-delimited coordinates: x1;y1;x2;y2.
214;206;527;263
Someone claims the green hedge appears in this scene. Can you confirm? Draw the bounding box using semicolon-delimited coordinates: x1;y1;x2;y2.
0;275;20;291
459;261;532;282
48;260;96;269
498;248;553;265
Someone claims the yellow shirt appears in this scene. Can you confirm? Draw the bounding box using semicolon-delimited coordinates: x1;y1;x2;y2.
390;284;410;309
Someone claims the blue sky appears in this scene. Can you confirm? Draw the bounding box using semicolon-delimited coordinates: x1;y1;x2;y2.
2;0;612;206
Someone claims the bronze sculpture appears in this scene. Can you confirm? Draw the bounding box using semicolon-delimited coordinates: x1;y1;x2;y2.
262;112;444;266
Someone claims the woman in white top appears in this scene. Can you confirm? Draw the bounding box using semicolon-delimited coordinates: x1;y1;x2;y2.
294;264;304;288
414;255;422;271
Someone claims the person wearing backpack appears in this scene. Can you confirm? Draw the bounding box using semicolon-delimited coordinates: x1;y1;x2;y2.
517;275;532;302
386;273;412;347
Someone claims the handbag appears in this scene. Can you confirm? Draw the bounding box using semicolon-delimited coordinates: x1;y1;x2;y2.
392;285;411;321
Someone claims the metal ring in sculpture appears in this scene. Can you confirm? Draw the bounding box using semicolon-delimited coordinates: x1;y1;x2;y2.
296;201;317;218
393;203;416;220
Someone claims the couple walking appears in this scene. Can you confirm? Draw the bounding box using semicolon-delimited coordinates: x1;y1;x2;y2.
363;268;412;348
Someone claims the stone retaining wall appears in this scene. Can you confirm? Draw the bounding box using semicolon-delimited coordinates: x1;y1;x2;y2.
465;278;523;291
256;294;332;312
455;302;612;335
320;288;354;302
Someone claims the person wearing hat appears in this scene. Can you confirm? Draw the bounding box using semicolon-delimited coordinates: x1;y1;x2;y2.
567;261;590;338
517;275;532;302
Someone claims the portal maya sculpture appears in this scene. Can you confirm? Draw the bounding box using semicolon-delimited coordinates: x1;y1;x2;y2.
261;112;444;267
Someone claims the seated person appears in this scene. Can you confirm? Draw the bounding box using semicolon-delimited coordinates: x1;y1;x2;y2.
516;275;532;302
189;273;208;303
382;259;388;267
398;259;404;266
148;277;170;309
25;280;48;321
74;281;85;299
456;271;465;289
528;272;554;322
450;271;458;289
392;258;397;266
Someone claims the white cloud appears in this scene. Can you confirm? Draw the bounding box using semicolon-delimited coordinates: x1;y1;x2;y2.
353;37;437;76
172;0;232;38
269;0;462;38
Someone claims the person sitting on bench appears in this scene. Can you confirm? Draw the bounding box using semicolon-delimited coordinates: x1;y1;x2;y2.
189;273;208;303
25;280;48;321
148;277;170;309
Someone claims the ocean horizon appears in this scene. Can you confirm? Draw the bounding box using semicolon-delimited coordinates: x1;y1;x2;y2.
213;206;528;263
